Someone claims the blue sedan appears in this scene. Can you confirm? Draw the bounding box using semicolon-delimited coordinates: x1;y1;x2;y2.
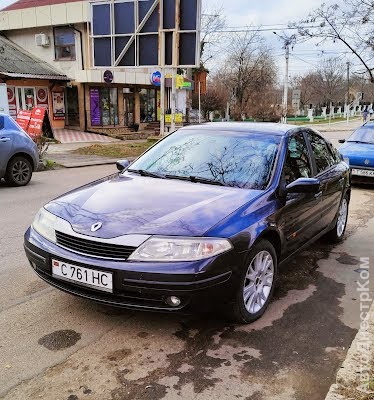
339;122;374;183
0;113;39;186
24;123;350;323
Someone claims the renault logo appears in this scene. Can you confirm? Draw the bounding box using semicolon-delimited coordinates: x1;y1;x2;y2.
365;159;370;165
91;222;103;232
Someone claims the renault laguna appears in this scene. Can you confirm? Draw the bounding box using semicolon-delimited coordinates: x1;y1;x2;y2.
24;123;350;323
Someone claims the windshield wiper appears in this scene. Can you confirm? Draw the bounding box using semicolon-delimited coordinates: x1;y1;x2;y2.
165;174;225;186
347;140;373;145
128;169;165;179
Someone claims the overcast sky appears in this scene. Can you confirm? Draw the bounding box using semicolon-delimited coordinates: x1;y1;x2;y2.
0;0;356;78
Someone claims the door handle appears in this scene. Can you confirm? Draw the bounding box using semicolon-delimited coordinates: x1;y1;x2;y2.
0;137;11;143
314;191;323;199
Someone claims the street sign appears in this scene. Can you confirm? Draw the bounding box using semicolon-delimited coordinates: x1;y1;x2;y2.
90;0;201;68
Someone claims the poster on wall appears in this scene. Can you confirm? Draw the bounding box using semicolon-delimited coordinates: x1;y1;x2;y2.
90;88;101;126
36;87;49;108
7;86;17;117
52;92;65;120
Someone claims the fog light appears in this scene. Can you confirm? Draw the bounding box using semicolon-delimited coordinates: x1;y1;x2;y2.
166;296;181;307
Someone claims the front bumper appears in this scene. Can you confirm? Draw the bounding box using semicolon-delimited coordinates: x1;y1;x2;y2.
24;228;239;312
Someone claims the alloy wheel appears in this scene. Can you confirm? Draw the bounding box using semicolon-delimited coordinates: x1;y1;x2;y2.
243;250;274;314
337;198;348;237
11;160;31;184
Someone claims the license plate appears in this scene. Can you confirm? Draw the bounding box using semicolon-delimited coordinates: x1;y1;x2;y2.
351;168;374;177
52;260;113;293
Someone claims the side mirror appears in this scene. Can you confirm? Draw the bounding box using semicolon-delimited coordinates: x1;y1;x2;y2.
116;159;130;172
286;178;320;194
338;139;346;144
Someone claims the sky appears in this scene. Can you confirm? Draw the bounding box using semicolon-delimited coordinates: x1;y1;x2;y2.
202;0;357;79
0;0;359;79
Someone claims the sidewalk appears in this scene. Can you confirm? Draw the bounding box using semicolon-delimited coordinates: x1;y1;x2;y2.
306;118;363;132
54;129;119;144
325;300;374;400
45;142;120;168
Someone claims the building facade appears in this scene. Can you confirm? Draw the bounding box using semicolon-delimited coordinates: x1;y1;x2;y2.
0;0;194;133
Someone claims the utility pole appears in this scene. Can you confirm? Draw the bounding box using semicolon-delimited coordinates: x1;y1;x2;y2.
282;44;290;124
273;33;296;124
346;61;350;124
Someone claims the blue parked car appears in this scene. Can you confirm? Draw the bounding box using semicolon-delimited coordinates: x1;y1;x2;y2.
0;113;39;186
24;123;350;323
339;122;374;183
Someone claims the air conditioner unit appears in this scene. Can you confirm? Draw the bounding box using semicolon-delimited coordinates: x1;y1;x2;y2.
35;34;50;47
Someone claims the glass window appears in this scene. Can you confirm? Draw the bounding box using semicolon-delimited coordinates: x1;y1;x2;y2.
284;134;312;185
308;132;336;174
54;27;76;60
90;87;118;127
130;130;280;190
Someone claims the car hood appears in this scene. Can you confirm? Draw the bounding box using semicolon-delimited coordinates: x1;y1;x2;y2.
45;173;262;238
340;142;374;167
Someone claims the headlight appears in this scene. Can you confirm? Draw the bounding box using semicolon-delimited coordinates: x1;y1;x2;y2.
128;236;233;262
32;208;58;243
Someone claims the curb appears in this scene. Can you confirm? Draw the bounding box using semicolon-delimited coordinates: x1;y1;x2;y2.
325;301;374;400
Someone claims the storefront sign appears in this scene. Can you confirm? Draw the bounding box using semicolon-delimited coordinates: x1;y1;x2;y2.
7;86;16;117
176;75;184;89
90;88;101;126
150;71;162;86
28;107;47;139
165;113;183;124
52;92;65;120
103;70;114;84
16;110;32;131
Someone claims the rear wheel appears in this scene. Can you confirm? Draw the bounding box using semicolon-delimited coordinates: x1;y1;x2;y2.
228;239;277;324
326;195;349;243
5;156;33;187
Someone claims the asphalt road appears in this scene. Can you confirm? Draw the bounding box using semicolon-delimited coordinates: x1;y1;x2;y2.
1;154;374;400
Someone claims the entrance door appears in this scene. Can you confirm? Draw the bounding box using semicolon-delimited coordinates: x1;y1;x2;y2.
16;87;36;111
124;93;134;126
65;87;80;127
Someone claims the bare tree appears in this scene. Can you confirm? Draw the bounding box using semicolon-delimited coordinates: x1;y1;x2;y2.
222;30;277;119
200;7;226;67
314;57;346;105
291;1;374;82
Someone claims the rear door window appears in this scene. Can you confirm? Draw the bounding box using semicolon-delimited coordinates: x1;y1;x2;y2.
307;132;336;174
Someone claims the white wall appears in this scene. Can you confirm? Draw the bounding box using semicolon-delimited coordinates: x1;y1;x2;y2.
5;24;87;80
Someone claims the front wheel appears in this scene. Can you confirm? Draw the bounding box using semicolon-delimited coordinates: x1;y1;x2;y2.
326;195;349;243
228;239;277;324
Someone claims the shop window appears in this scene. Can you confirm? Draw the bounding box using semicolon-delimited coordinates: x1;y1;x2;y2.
90;87;119;127
54;27;76;61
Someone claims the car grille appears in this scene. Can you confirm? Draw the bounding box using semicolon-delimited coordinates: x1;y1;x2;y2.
55;231;136;260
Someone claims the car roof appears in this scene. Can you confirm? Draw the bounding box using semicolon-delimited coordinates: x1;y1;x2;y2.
181;122;298;136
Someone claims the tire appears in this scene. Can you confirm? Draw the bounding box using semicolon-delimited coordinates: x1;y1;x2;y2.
325;194;349;243
5;156;33;187
228;239;277;324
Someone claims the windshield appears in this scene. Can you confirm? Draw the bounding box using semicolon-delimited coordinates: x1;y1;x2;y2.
348;125;374;144
129;130;280;190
